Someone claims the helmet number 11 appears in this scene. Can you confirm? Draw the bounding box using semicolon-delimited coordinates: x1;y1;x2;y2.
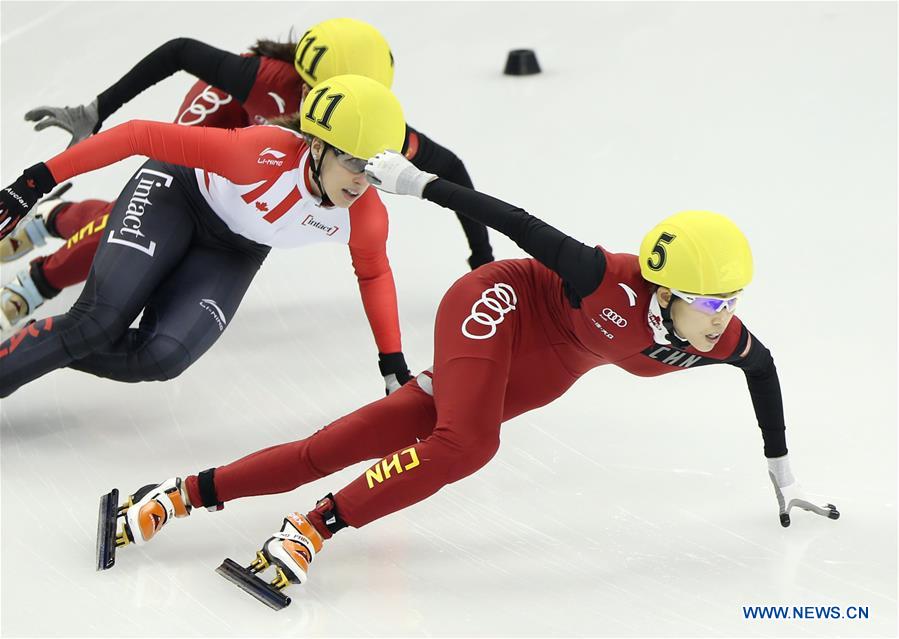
647;232;676;271
304;87;345;130
297;35;327;81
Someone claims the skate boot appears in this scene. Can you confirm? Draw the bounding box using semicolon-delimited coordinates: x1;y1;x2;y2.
96;477;191;570
0;269;46;334
0;182;71;262
216;512;324;610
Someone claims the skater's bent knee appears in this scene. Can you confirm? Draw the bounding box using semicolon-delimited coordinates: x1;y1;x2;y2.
138;334;193;381
435;430;501;481
62;305;129;359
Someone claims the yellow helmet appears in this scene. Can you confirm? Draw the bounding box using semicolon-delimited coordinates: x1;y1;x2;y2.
299;74;405;160
639;210;753;294
295;18;394;88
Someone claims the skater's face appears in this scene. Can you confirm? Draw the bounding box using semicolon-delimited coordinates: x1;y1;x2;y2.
656;287;737;353
309;138;371;208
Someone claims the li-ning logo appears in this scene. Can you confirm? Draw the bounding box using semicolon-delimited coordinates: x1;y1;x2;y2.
257;147;286;166
106;168;173;256
301;214;339;236
268;92;287;114
618;282;638;307
177;85;233;126
199;298;227;332
461;283;517;340
601;307;627;327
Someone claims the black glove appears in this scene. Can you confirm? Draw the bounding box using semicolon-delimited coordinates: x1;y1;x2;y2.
468;248;495;270
0;163;57;241
378;352;412;395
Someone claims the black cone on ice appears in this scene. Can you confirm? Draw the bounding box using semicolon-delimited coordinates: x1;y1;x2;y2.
503;49;541;75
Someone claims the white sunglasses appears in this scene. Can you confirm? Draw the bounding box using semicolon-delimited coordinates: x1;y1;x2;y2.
670;289;742;315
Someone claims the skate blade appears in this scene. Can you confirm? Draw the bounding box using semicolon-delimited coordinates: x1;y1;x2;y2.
96;489;119;571
216;558;291;611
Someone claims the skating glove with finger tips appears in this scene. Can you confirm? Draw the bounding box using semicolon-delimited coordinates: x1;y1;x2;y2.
378;351;412;395
24;99;100;148
0;163;57;241
767;454;840;527
365;150;437;197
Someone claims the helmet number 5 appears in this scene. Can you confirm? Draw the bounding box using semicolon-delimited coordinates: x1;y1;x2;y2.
304;87;345;130
647;232;676;271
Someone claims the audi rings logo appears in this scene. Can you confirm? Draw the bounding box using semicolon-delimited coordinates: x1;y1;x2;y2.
602;307;627;327
177;86;233;126
461;283;518;340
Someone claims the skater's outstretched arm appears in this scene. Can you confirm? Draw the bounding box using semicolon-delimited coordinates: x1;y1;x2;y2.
43;120;301;185
92;39;260;124
1;120;303;239
25;39;260;146
727;329;786;458
365;150;605;300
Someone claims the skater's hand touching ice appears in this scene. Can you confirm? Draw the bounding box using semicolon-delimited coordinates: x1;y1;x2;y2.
365;150;437;197
0;164;57;241
767;454;840;527
25;99;100;148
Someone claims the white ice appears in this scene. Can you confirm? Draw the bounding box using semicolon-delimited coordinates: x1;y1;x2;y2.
1;2;896;637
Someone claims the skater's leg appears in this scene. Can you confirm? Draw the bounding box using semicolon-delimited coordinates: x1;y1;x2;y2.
331;356;507;530
99;380;438;567
0;162;194;396
49;199;113;238
70;244;267;382
0;200;113;331
308;269;582;535
312;272;521;532
183;380;438;507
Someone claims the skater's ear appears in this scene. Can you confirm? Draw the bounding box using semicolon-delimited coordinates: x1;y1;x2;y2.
309;136;325;162
656;287;672;309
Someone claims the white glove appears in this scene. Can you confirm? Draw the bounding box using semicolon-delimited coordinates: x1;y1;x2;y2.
24;99;100;148
767;454;840;527
365;150;437;197
378;352;411;396
383;374;403;395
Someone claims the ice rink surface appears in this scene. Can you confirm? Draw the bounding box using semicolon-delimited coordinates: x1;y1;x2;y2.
1;1;896;636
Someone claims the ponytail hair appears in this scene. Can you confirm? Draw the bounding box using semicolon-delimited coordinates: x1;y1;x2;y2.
249;28;297;64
